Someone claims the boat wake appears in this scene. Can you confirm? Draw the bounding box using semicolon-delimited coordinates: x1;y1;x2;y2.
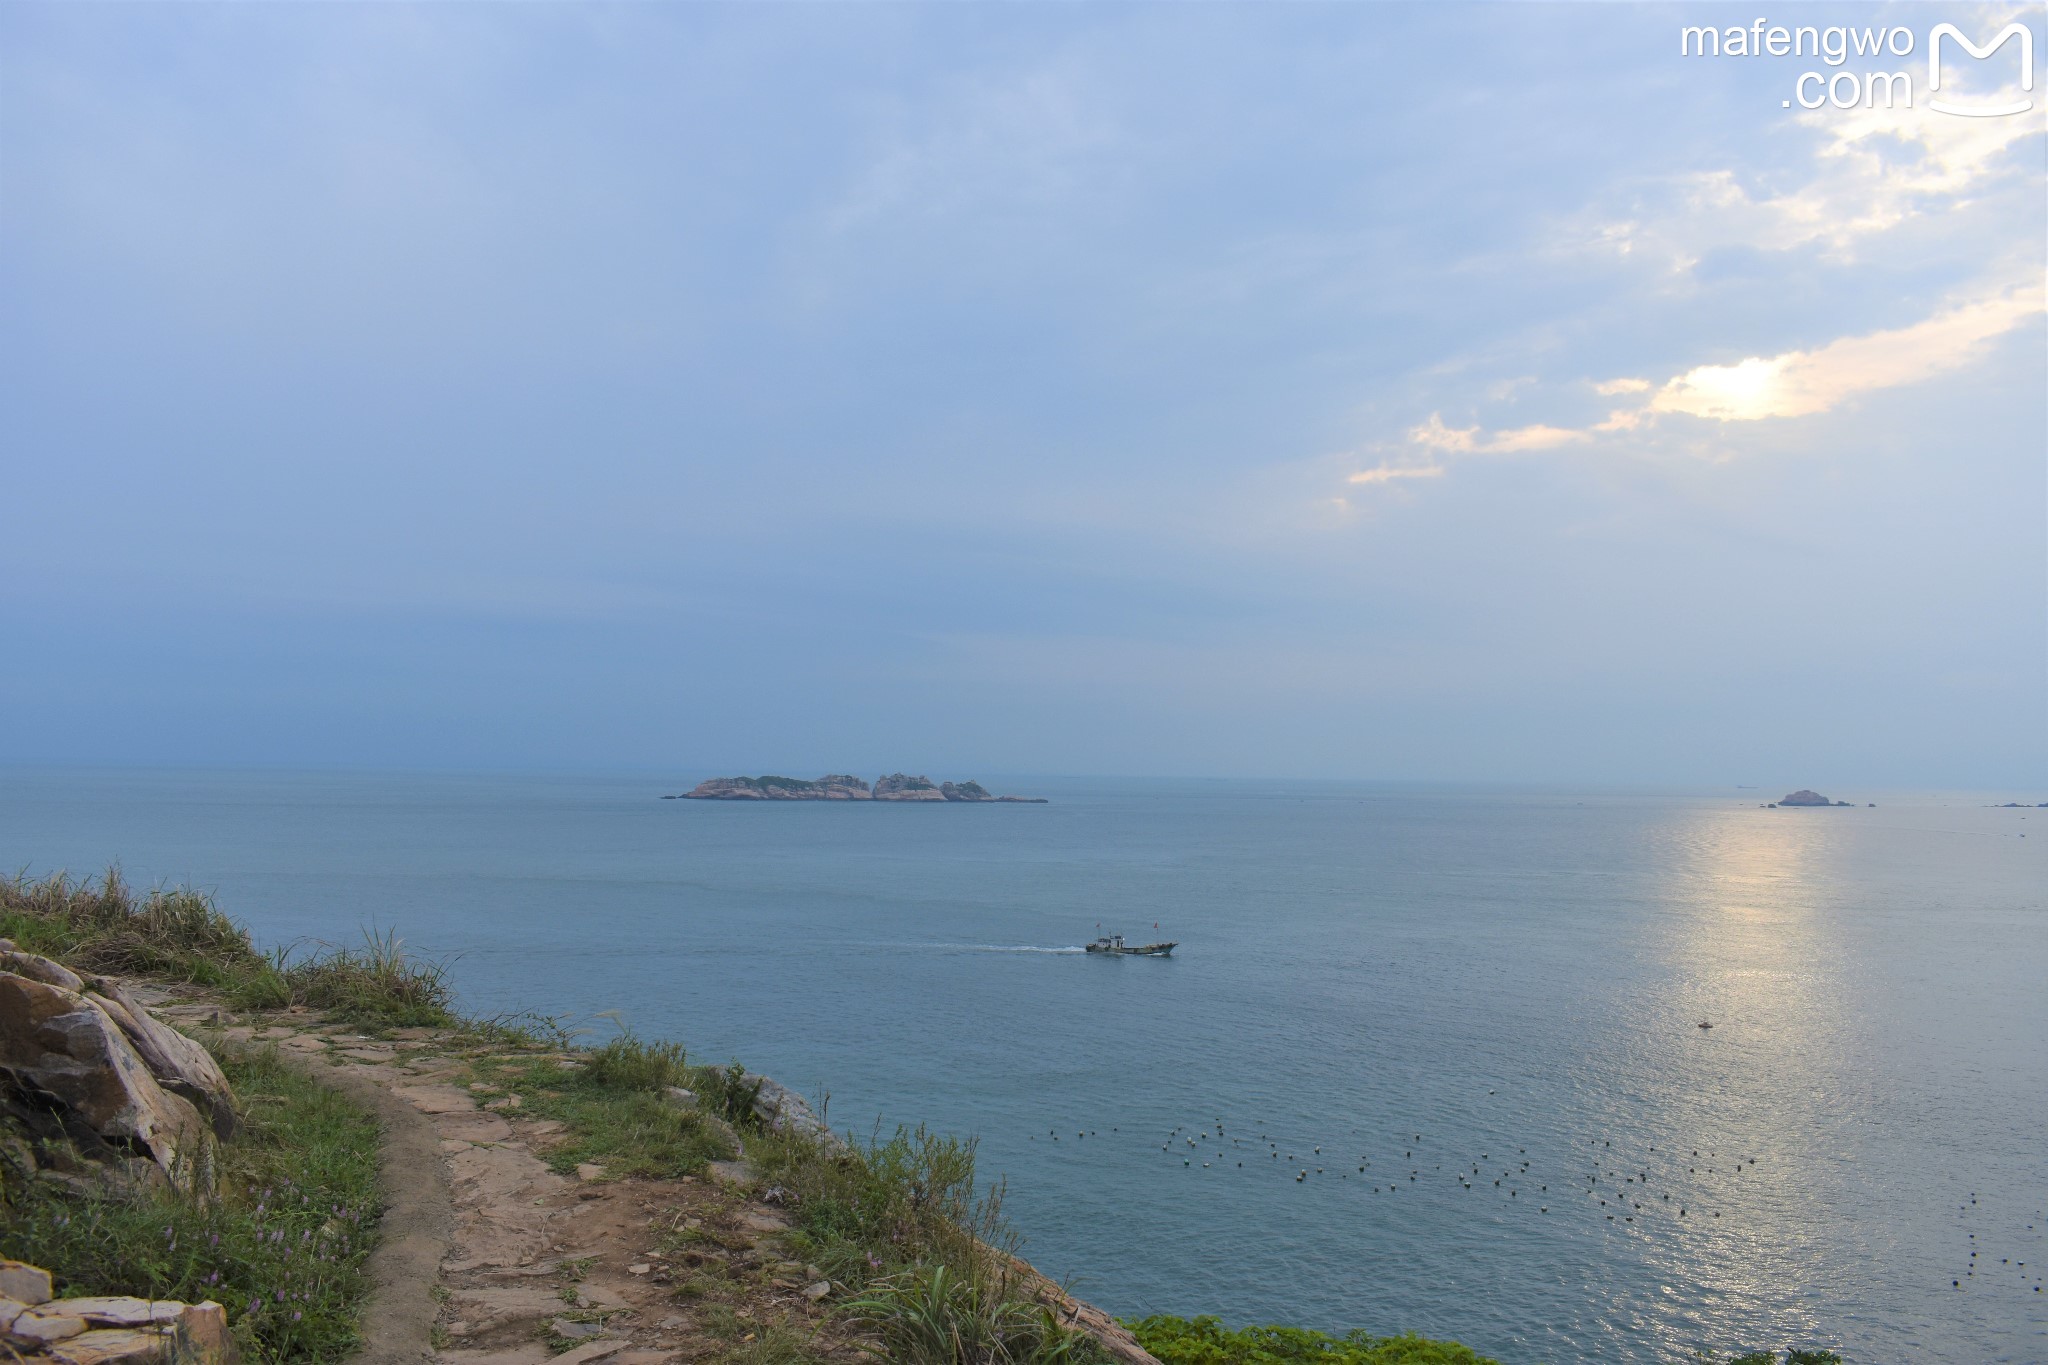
891;942;1087;955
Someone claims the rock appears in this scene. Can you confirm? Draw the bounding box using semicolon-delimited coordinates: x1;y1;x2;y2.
680;775;873;801
0;952;84;994
44;1327;171;1365
7;1305;89;1345
626;1263;651;1276
41;1300;183;1328
677;774;1046;803
0;1261;53;1305
1006;1253;1164;1365
872;773;946;801
575;1163;607;1183
0;973;217;1195
552;1319;605;1340
171;1302;236;1365
803;1281;831;1302
741;1074;839;1147
662;1087;694;1109
83;979;240;1140
548;1340;629;1365
1779;789;1833;806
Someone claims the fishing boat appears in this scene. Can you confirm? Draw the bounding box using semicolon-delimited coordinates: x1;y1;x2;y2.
1085;933;1176;957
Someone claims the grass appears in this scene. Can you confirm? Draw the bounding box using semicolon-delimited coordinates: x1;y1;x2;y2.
0;1045;381;1364
1;867;263;987
465;1037;736;1180
845;1262;1088;1365
738;1121;1108;1365
2;869;457;1030
1124;1317;1499;1365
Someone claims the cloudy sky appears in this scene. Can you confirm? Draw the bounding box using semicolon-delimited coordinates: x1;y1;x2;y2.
3;2;2042;785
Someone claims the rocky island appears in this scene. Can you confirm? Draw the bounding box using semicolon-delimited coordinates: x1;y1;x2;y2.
1777;790;1855;807
672;773;1047;802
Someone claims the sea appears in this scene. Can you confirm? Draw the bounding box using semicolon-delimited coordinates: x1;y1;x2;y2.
3;768;2043;1364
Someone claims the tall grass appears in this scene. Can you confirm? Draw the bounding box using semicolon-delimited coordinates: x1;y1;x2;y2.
2;870;456;1029
1;868;261;985
846;1262;1085;1365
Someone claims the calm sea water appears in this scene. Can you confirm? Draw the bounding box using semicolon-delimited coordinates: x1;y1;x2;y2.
4;769;2044;1364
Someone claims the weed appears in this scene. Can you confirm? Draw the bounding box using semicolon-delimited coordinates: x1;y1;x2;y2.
721;1319;821;1365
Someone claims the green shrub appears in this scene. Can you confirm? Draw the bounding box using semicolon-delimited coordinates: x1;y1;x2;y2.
692;1060;765;1129
1125;1316;1498;1365
0;1046;381;1364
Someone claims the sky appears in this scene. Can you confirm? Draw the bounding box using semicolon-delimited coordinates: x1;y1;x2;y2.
2;2;2043;786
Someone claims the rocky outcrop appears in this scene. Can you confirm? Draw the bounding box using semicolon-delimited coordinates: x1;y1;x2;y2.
0;946;231;1197
82;978;238;1141
872;773;946;802
0;1260;238;1365
679;775;873;800
1779;790;1849;807
738;1072;841;1149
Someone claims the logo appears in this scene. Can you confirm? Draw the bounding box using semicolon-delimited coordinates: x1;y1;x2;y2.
1928;23;2034;117
1680;18;2039;116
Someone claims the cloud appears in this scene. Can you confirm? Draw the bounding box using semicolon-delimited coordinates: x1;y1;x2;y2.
1348;463;1446;486
1645;277;2044;421
1390;272;2043;462
1408;414;1588;455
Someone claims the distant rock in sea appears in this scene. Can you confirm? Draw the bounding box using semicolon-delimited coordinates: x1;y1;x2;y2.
676;773;1047;803
680;774;874;801
1779;789;1854;807
874;772;947;802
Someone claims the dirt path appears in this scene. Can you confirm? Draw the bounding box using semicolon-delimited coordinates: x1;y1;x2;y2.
133;996;870;1365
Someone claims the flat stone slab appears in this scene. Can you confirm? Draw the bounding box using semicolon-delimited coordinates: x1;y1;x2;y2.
46;1326;173;1365
40;1301;183;1328
396;1085;480;1114
436;1113;515;1144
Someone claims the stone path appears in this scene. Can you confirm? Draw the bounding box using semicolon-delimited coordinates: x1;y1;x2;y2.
136;998;870;1365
